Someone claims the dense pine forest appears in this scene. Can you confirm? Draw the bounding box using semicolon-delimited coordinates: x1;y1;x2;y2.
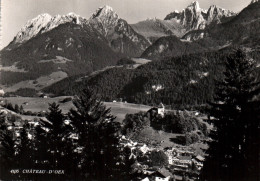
44;48;260;110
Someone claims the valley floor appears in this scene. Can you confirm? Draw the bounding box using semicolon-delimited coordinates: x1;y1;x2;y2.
0;96;151;122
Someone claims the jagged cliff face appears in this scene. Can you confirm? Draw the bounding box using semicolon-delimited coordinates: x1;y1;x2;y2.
12;13;87;44
164;1;236;31
89;5;119;36
88;6;150;56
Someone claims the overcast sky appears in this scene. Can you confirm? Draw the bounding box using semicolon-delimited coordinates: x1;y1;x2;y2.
1;0;250;48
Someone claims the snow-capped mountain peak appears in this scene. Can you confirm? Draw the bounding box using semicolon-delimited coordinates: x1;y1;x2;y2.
90;5;118;20
89;5;120;36
12;13;87;44
14;13;52;43
67;12;79;17
102;5;114;12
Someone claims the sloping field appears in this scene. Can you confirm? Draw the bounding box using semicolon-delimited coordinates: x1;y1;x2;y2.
105;102;151;122
1;96;73;113
2;71;68;92
0;97;152;122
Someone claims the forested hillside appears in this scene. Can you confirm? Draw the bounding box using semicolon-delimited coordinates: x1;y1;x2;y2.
44;48;260;109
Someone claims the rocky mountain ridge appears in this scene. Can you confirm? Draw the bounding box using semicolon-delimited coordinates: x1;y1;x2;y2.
141;0;260;60
8;5;150;57
131;1;236;43
12;13;87;45
88;5;150;56
164;1;236;31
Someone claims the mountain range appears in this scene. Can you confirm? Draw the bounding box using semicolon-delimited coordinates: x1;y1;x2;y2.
0;0;259;93
131;1;236;42
141;0;260;60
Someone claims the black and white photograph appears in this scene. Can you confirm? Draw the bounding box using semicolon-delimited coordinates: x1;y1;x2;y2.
0;0;259;180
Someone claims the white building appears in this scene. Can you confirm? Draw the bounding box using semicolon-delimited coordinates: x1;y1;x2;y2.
158;103;165;116
0;89;5;97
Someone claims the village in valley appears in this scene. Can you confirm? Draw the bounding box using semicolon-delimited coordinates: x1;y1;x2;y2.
118;104;208;181
1;0;259;180
0;88;211;181
120;135;205;181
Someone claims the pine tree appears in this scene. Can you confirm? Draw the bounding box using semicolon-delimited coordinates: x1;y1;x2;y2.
19;105;24;115
45;102;77;178
32;103;76;179
0;113;17;180
68;88;124;180
200;49;260;181
46;102;65;168
14;104;20;114
33;119;52;169
16;123;35;179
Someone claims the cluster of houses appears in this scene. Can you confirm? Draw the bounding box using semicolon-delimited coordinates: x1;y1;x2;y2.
165;147;205;180
119;135;205;181
1;110;39;141
165;147;204;170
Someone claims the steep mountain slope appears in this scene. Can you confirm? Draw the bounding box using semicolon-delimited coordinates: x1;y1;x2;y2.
141;36;208;61
131;18;186;43
88;5;150;57
211;0;260;45
0;22;121;86
164;1;235;31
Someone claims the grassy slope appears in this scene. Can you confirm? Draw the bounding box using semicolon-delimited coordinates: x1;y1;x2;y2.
1;96;210;155
1;97;151;122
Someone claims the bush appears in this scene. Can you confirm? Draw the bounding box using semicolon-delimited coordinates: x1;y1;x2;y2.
122;112;149;136
185;132;200;145
150;150;168;167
